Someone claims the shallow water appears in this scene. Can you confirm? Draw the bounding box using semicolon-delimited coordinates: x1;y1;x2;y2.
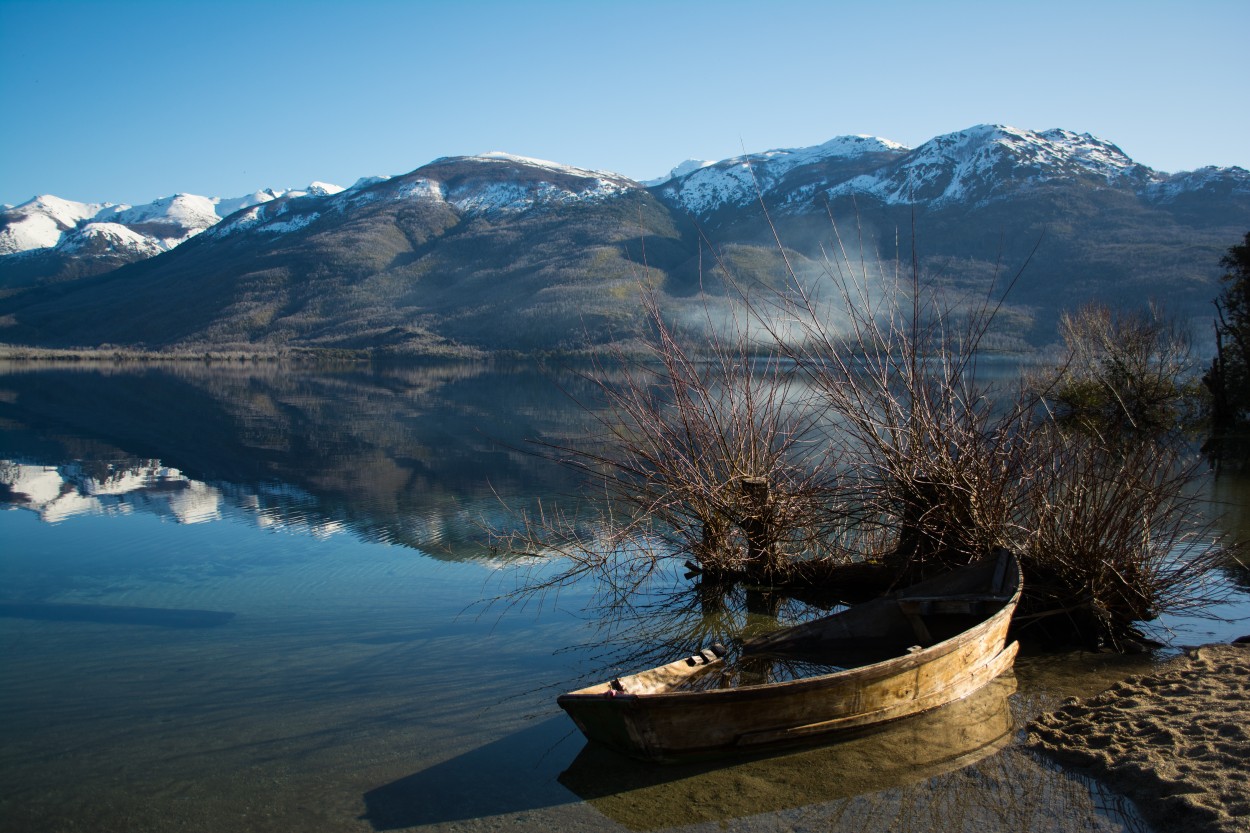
1;361;1246;833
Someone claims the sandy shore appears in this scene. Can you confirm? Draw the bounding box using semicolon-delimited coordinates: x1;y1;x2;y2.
1027;642;1250;833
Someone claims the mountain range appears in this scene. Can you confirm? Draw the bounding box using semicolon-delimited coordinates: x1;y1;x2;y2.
2;124;1247;355
0;183;347;280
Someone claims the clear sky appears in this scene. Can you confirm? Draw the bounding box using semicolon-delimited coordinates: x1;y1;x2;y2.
2;0;1247;208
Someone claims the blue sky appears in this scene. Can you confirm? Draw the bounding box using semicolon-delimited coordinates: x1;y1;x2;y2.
2;0;1247;207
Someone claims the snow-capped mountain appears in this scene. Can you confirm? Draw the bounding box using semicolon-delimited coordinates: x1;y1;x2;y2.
1;124;1247;356
55;222;167;259
1;153;639;259
6;124;1246;266
658;134;908;217
0;195;123;255
434;152;636;213
0;184;344;263
642;159;717;187
208;152;637;239
822;126;1154;206
1143;166;1250;202
658;125;1249;219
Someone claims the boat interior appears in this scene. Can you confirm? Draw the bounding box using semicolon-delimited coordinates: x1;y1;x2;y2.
575;551;1019;696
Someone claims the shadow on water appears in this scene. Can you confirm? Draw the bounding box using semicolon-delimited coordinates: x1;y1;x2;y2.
360;673;1150;832
359;716;581;829
360;677;1020;832
554;671;1149;832
0;601;235;628
557;675;1017;831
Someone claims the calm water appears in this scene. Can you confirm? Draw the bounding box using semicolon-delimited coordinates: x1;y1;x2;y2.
1;361;1247;833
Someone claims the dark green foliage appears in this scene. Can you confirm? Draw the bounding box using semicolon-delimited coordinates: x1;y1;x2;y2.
1203;231;1250;465
1044;303;1200;438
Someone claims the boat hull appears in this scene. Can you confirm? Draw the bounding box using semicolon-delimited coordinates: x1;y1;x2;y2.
558;552;1021;762
558;674;1018;828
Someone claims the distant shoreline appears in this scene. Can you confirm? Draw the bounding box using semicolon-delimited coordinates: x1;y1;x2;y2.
0;344;441;363
0;342;1043;365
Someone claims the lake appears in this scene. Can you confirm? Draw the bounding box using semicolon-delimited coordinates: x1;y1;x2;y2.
1;361;1247;833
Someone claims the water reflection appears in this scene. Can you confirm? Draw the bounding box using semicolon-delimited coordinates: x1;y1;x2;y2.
2;460;224;524
358;675;1150;833
1;361;1239;832
559;675;1018;828
1211;473;1250;594
0;361;590;555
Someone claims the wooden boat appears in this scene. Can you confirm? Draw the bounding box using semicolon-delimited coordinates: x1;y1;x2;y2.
557;549;1021;762
558;675;1018;829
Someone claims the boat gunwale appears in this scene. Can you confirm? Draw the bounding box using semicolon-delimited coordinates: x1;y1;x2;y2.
558;554;1022;706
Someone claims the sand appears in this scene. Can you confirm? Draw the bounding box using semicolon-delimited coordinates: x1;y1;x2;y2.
1027;641;1250;833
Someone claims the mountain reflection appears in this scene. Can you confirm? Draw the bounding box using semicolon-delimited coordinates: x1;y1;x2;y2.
2;459;224;524
0;361;591;557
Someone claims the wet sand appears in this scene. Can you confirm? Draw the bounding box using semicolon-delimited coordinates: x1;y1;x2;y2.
1027;642;1250;833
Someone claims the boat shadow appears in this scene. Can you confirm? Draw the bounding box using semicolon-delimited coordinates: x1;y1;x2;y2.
558;674;1018;831
359;715;583;830
360;675;1015;832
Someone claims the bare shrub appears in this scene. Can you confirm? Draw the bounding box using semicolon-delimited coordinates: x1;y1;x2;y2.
1039;302;1200;438
1017;427;1231;647
491;214;1240;649
489;286;851;617
763;226;1041;579
755;222;1237;645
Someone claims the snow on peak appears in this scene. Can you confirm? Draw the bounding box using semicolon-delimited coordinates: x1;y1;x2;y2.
378;153;639;216
661;134;910;216
20;194;118;225
1035;128;1136;170
445;176;632;215
348;175;392;191
812;134;910;157
0;186;335;255
471;151;635;184
213;189;287;219
1144;165;1250;201
52;193;224;255
827;124;1153;206
57;222;165;257
209;205;266;237
211;184;339;218
0;195;125;254
643;159;716;187
480;151;548;163
208;181;352;238
7;126;1236;260
306;181;345;196
115;193;220;232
